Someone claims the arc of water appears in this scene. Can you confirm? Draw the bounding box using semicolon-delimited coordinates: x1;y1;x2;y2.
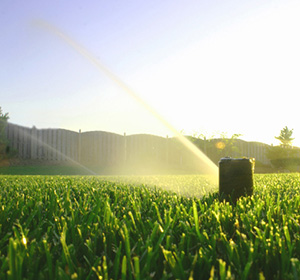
10;126;97;175
33;20;218;176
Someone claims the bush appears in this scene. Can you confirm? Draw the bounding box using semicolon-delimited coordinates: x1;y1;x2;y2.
270;157;300;170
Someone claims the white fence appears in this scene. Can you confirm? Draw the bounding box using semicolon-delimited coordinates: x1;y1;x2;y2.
5;122;271;166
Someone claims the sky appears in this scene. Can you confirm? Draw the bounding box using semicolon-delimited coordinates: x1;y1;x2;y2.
1;0;300;146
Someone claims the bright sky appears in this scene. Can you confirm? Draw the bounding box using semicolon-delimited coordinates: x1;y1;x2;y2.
1;0;300;146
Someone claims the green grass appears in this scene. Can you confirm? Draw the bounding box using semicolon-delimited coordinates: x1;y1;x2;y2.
0;165;92;175
0;164;202;176
0;174;299;279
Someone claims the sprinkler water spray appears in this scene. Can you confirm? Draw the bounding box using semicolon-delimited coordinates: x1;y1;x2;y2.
33;19;219;181
219;157;255;203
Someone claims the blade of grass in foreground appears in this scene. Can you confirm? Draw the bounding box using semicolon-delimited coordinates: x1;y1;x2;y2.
8;238;22;280
193;200;201;240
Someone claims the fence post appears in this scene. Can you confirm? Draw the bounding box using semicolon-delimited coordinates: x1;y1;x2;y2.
47;129;52;160
30;126;37;160
53;129;57;160
78;129;81;163
166;135;169;165
124;132;127;163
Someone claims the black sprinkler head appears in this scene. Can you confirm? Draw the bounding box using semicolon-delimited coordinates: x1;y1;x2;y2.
219;157;255;203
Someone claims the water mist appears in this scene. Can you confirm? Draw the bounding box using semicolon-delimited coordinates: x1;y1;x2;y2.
32;19;219;195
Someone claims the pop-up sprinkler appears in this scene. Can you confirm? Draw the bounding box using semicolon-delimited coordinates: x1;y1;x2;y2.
219;157;255;203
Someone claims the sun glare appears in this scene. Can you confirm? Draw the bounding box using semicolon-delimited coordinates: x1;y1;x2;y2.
215;142;226;150
22;236;27;246
34;19;219;182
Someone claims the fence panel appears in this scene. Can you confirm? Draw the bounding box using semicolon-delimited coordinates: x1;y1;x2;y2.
4;122;273;167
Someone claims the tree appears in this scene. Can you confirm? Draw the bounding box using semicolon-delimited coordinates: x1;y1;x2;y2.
266;126;299;170
0;107;9;160
215;132;242;159
275;126;294;147
191;131;242;164
191;132;215;155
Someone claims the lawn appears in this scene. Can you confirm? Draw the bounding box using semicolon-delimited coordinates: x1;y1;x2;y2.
0;173;299;279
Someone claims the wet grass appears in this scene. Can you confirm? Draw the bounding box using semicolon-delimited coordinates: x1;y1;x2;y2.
0;165;91;175
0;174;299;279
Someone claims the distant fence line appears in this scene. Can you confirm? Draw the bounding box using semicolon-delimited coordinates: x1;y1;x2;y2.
229;139;270;164
5;122;271;166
